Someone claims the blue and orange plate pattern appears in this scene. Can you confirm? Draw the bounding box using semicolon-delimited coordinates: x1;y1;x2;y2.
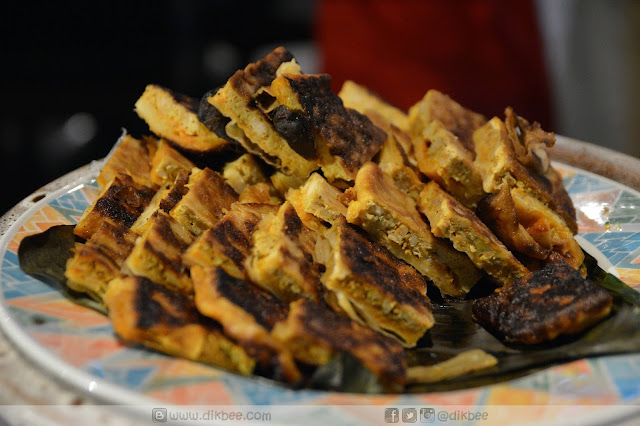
0;164;638;418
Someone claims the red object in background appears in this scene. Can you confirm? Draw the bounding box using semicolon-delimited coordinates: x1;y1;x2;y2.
315;0;552;128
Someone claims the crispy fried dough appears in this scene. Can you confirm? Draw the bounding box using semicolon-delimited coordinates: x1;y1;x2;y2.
135;84;231;154
245;202;322;303
105;275;255;375
191;266;301;383
271;298;407;386
65;222;138;304
149;139;196;187
510;187;584;272
183;203;278;279
132;170;190;236
170;167;238;236
74;173;156;240
409;89;486;155
286;172;347;227
322;222;434;347
209;47;318;178
124;210;195;294
347;162;482;297
222;153;268;194
371;113;424;201
476;185;550;261
98;134;156;188
418;181;528;286
473;114;578;233
414;120;485;208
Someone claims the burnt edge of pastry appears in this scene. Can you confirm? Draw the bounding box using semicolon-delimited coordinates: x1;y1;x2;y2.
213;267;289;330
133;277;216;330
472;260;613;344
198;87;235;144
285;74;387;172
93;175;156;229
339;223;430;307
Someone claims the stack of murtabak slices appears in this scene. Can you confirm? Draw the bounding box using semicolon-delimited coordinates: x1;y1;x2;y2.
63;46;612;389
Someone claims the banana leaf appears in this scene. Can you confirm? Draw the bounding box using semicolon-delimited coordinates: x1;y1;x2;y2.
18;225;107;315
17;225;640;394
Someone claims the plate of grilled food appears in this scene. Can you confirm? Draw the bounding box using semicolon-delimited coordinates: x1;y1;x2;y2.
1;47;639;419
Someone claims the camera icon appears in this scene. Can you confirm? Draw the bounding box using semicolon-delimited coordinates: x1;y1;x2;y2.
152;408;168;423
420;408;436;423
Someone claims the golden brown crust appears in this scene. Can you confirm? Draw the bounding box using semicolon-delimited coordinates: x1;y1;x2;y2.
473;114;577;233
149;139;196;187
418;181;529;286
346;162;482;297
285;172;347;227
170;167;238;236
476;185;550;261
414;120;485;208
124;211;195;294
408;89;486;155
98;134;155;188
135;84;231;154
510;187;584;272
338;80;410;131
65;222;138;303
183;203;278;279
371;113;425;201
245;202;322;303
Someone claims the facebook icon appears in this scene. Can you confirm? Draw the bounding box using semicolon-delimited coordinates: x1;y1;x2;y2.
385;408;399;423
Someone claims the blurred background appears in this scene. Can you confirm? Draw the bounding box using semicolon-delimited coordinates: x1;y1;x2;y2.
1;0;639;216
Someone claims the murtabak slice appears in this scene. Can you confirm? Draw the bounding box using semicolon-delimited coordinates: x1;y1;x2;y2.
208;46;318;178
149;139;195;187
65;221;138;304
222;153;268;195
124;210;194;294
74;173;156;240
135;84;231;155
338;79;410;132
104;275;255;375
346;162;482;297
408;89;486;155
414;119;485;209
266;72;386;183
170;167;238;236
97;134;156;188
131;170;190;235
418;181;528;286
473;113;578;234
245;201;322;303
510;186;584;272
370;112;424;201
191;265;301;384
183;203;279;279
321;222;434;347
271;298;407;387
286;172;347;227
